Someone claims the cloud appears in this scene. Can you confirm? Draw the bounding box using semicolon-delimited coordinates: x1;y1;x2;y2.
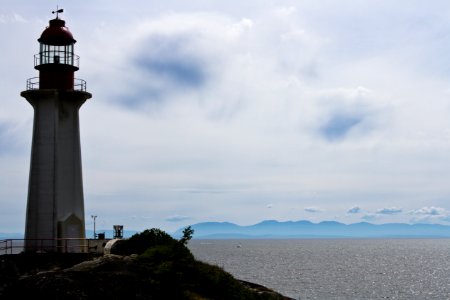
0;13;26;24
134;34;208;88
376;207;402;215
88;15;224;110
410;206;446;216
5;2;450;233
228;18;253;38
185;188;229;194
0;120;29;156
0;122;10;154
315;86;382;142
347;206;362;214
409;207;450;224
131;215;154;220
165;215;191;222
304;207;322;213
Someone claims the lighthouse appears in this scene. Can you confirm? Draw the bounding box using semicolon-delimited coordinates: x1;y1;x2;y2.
21;10;92;252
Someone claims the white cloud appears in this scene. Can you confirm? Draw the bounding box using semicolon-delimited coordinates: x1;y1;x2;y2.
165;215;191;222
347;206;362;214
304;207;322;213
376;207;403;215
409;207;450;224
227;18;253;39
410;206;447;216
0;13;26;24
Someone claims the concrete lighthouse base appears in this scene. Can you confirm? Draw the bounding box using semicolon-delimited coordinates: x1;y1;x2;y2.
21;89;92;252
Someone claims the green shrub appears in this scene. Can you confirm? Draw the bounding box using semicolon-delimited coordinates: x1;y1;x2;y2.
138;242;194;265
111;228;178;255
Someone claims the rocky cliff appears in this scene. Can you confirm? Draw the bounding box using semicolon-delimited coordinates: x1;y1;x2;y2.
0;253;292;299
1;227;294;299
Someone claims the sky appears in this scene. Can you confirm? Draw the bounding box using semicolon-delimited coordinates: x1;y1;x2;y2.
2;1;450;234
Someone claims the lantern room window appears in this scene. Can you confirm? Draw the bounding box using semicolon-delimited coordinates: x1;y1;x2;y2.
39;43;75;65
35;43;79;68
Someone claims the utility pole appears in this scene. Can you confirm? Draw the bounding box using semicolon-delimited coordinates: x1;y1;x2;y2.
91;215;97;239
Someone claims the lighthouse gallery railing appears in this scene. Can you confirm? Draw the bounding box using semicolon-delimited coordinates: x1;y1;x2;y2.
26;77;87;91
0;238;102;254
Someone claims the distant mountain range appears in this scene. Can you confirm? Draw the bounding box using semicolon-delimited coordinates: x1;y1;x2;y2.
3;221;450;240
0;232;23;239
173;220;450;239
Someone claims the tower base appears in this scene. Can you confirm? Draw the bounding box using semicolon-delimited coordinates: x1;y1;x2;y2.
21;89;92;252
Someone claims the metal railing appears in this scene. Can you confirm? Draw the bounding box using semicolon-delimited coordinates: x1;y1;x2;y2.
25;77;87;92
34;51;80;68
26;77;39;90
0;238;101;255
74;78;87;91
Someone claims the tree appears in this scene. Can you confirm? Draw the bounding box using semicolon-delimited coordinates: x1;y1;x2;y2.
179;226;194;245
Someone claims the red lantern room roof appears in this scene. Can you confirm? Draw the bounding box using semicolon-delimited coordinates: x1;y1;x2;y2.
38;18;76;45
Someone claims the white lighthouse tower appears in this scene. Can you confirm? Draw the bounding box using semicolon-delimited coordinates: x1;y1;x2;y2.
21;10;92;252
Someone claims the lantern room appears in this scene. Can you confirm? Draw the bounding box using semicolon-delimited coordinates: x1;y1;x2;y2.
29;14;85;90
38;18;77;66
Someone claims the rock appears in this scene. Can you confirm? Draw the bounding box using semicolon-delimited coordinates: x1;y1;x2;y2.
239;280;296;300
65;254;128;272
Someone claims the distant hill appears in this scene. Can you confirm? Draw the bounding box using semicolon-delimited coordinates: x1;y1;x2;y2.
0;233;23;240
173;220;450;239
5;221;450;240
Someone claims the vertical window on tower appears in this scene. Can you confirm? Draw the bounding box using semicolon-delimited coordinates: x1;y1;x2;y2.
49;45;59;64
64;44;73;65
39;43;44;65
40;44;46;64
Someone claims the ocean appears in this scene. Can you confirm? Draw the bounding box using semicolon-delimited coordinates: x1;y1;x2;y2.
188;239;450;300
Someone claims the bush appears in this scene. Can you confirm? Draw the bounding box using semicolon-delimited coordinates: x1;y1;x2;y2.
111;228;178;255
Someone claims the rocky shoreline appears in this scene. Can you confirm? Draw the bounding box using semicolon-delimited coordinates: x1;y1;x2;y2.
1;253;294;299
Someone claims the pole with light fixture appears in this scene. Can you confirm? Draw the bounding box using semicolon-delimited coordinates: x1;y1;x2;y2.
91;215;97;239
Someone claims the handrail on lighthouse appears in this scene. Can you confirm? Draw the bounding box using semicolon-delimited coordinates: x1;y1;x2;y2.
26;77;87;91
34;52;80;68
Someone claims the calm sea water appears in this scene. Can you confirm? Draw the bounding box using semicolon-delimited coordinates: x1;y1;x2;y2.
188;239;450;300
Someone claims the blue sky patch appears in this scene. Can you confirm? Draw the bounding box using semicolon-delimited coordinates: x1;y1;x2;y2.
135;34;207;88
141;59;205;87
320;113;362;141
